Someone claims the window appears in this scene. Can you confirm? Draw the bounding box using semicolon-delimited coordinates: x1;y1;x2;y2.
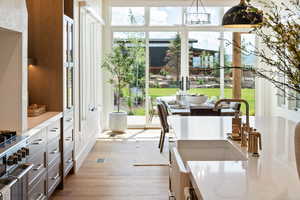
277;73;286;107
150;7;182;26
288;90;300;111
109;6;258;126
111;7;145;26
188;32;221;97
185;7;223;25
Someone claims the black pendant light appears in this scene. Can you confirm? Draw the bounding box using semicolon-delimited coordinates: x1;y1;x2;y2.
222;0;263;28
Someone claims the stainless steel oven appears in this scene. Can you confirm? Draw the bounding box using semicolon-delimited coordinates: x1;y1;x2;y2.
0;133;31;200
0;164;33;200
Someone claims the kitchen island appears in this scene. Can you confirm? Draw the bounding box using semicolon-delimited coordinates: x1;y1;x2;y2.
169;116;300;200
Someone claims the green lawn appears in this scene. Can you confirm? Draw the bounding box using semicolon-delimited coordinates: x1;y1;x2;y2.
122;88;255;116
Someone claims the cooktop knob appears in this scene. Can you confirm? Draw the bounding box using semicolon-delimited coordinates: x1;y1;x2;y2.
7;156;14;166
12;156;18;164
18;150;26;158
14;153;22;162
22;147;29;156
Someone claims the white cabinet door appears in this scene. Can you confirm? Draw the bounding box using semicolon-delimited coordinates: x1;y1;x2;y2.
79;8;102;149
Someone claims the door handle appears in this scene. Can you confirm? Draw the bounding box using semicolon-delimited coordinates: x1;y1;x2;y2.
13;164;34;180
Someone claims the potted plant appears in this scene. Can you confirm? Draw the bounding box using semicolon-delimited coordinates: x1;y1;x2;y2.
102;38;144;133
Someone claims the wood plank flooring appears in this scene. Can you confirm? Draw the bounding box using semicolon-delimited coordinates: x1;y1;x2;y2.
51;134;169;200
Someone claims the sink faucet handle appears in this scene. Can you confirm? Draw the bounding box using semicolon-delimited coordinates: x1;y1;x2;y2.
258;132;262;150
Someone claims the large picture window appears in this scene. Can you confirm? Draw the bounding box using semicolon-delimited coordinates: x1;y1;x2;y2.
110;5;257;127
150;7;182;26
111;7;145;26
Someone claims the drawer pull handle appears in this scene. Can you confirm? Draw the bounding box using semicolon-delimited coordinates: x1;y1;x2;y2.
51;173;60;180
50;129;59;133
66;159;73;164
50;148;59;154
31;140;43;145
35;193;44;200
66;118;73;122
65;136;72;141
33;164;43;171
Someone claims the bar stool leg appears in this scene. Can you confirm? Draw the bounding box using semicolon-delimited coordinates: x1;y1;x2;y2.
158;129;163;148
160;130;166;153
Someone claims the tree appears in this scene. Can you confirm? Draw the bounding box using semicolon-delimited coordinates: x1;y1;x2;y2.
165;33;181;83
102;37;145;113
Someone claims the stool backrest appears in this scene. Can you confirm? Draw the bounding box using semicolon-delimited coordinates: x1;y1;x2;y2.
157;103;169;132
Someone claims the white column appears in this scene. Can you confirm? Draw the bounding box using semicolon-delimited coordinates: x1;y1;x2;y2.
145;31;150;125
181;29;189;92
219;31;225;99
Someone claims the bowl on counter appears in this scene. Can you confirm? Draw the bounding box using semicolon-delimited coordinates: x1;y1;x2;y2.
186;94;208;105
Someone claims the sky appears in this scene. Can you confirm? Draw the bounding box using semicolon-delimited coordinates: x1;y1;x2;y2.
111;7;256;64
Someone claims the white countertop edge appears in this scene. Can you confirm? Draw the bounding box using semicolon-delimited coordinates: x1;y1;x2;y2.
25;112;63;138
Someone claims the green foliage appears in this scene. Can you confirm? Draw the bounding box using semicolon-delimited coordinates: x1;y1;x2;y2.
252;0;300;94
127;88;255;116
165;33;181;82
102;37;145;112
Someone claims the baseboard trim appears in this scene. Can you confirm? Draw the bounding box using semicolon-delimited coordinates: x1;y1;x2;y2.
74;135;97;173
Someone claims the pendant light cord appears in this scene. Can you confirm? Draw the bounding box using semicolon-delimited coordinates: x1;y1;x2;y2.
190;0;207;13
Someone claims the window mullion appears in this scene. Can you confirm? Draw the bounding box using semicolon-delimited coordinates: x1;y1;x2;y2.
144;7;150;27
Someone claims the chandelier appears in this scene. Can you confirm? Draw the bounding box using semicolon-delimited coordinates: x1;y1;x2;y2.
185;0;211;25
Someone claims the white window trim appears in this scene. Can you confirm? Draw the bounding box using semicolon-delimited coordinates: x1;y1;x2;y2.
108;5;253;127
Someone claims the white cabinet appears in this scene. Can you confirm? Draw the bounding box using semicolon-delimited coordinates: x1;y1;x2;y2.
76;4;103;161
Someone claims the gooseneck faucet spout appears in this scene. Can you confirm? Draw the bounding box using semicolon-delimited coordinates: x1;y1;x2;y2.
214;98;250;128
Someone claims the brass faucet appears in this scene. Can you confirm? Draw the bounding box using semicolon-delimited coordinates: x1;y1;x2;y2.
215;99;250;140
214;98;250;127
248;129;262;157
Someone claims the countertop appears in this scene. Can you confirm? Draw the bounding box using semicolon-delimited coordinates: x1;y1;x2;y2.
170;116;300;200
169;116;254;141
26;112;63;137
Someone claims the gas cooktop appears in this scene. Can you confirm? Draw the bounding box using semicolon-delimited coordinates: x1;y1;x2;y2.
0;131;28;158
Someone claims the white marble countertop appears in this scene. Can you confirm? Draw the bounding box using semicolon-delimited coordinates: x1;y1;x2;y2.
25;112;62;137
170;116;300;200
169;116;254;141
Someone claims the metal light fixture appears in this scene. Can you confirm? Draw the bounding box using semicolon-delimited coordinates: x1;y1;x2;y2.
185;0;211;25
222;0;263;28
28;58;37;66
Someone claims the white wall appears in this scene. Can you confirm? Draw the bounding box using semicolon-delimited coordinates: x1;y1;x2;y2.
0;0;28;132
255;0;300;122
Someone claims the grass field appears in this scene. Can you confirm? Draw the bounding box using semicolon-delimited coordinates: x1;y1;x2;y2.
123;88;255;116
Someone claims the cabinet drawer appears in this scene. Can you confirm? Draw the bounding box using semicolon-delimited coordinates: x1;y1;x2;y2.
63;111;74;130
47;139;60;165
28;152;46;186
63;127;74;152
29;172;47;200
47;120;61;141
28;131;47;159
64;150;73;176
47;160;61;196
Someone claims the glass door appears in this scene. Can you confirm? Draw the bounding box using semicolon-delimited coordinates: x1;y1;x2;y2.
188;31;221;98
112;32;146;127
147;32;182;126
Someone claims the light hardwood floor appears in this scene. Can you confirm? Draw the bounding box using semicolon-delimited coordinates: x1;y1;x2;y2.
51;133;169;200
